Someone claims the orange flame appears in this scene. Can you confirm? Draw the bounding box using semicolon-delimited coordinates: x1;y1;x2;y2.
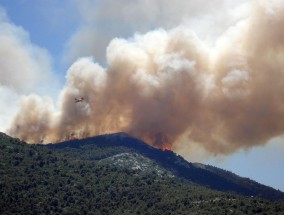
162;145;172;151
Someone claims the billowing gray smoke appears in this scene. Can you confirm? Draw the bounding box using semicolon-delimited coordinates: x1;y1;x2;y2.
7;1;284;154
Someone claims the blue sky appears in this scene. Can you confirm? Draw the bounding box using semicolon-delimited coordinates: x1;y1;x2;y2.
0;0;283;192
0;0;80;78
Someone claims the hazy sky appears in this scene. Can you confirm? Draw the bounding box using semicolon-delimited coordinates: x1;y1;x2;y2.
0;0;283;192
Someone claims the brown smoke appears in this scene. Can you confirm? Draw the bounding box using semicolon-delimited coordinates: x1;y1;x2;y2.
7;1;284;154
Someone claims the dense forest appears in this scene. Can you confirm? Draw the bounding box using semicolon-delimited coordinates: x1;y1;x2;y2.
1;132;284;214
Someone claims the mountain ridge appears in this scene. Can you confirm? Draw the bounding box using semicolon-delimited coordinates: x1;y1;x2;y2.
1;132;284;214
45;132;284;200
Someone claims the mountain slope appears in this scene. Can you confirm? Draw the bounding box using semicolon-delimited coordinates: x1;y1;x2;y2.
46;132;284;200
1;132;284;214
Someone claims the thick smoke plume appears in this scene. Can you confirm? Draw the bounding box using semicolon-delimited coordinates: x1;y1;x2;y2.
7;1;284;154
0;7;55;131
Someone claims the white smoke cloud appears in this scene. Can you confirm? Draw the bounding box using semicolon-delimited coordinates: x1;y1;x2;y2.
0;86;18;132
0;9;54;93
64;0;251;64
0;7;57;131
5;0;284;157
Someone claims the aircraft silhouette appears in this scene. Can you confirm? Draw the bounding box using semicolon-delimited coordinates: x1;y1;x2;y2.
75;97;84;103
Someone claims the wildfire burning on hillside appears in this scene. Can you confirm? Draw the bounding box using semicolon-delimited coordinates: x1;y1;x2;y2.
6;0;284;155
162;145;172;151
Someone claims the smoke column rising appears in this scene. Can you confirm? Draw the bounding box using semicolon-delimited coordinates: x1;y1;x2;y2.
7;0;284;154
0;7;56;131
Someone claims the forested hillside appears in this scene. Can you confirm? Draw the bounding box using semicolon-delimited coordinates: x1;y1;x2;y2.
1;132;284;214
46;132;284;200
